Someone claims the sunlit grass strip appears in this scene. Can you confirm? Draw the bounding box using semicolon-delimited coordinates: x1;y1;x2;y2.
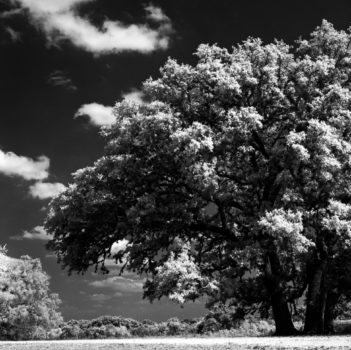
1;336;351;349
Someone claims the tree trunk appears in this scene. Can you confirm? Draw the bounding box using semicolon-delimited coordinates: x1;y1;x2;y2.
304;260;327;334
324;291;339;334
271;291;297;335
264;252;297;336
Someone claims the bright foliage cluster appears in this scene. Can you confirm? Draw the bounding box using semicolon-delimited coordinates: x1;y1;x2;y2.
0;251;62;340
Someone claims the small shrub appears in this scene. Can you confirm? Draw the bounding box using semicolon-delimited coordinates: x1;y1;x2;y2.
32;326;47;340
86;326;105;339
166;317;189;336
197;317;221;334
142;319;156;325
122;317;141;330
47;328;62;340
333;319;351;334
60;324;82;339
131;324;157;337
114;326;131;338
208;318;274;337
157;322;169;336
104;324;118;338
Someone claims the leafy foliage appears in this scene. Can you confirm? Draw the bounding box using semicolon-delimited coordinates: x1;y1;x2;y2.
0;253;63;340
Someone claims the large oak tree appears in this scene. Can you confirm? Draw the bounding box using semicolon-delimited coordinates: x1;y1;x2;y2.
46;21;351;335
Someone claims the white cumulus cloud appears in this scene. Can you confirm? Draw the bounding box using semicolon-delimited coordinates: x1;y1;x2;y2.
75;102;115;126
0;150;49;180
29;181;66;199
10;0;172;55
102;239;130;268
110;239;129;255
12;0;91;13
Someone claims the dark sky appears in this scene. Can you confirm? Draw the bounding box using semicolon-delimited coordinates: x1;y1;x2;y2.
1;0;351;322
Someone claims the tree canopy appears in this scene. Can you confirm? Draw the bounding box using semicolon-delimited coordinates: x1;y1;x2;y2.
46;20;351;335
0;249;63;340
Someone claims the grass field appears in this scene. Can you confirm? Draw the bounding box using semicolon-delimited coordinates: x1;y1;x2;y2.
1;336;351;350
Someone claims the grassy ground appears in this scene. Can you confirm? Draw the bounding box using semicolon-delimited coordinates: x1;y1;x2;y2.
1;336;351;350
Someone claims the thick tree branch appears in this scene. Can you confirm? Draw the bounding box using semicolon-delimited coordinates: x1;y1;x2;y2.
251;130;270;159
189;222;237;241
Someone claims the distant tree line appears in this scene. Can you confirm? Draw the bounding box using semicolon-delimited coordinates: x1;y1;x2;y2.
42;313;276;340
1;243;351;340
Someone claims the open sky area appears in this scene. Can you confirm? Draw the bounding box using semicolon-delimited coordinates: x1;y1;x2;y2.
1;0;351;322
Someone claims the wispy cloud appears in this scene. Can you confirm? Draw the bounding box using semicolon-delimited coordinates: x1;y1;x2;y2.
122;89;144;104
29;181;66;199
90;276;143;293
88;292;123;303
11;225;52;241
75;102;114;127
48;70;77;91
0;150;49;180
89;293;113;303
4;26;21;42
0;8;24;19
9;0;173;55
